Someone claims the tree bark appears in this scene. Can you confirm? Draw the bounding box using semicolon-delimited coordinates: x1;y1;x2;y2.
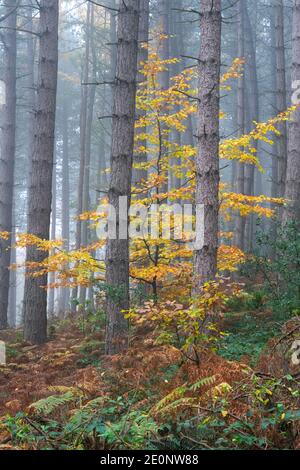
72;3;91;310
58;95;70;316
82;4;97;308
175;0;194;147
82;3;96;246
23;0;59;344
26;6;36;208
275;0;287;200
8;222;16;327
235;0;246;250
48;158;57;318
105;0;140;355
193;0;221;290
159;0;169;91
0;0;17;329
244;2;259;251
132;0;149;190
283;0;300;225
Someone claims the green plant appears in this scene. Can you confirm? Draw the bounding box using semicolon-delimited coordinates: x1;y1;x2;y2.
152;374;300;450
218;313;281;365
28;389;83;416
4;395;160;450
243;221;300;320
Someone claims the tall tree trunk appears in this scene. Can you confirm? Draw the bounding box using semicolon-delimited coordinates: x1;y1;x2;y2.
21;6;36;326
82;4;96;246
158;0;170;195
176;0;194;147
132;0;149;190
48;160;57;317
235;0;246;250
110;0;117;79
105;0;140;355
283;0;300;225
23;0;59;344
169;5;183;192
83;4;97;309
59;96;70;315
275;0;288;200
159;0;169;91
244;2;259;251
0;0;17;329
26;6;36;208
193;0;221;289
72;3;91;309
8;222;16;328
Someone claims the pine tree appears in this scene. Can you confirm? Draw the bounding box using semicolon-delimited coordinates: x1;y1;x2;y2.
23;0;59;344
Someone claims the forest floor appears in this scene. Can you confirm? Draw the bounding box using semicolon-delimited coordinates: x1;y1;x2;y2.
0;321;246;418
0;307;300;450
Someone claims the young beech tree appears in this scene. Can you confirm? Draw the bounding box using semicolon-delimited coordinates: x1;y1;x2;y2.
105;0;140;355
0;0;17;329
23;0;59;344
193;0;221;290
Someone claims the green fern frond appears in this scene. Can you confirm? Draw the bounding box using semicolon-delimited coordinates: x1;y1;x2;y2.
153;397;197;416
151;375;216;416
188;375;216;392
81;396;106;410
150;384;188;415
48;385;84;397
29;391;76;416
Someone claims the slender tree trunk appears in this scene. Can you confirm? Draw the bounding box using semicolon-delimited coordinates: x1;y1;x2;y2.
83;4;97;309
72;3;90;309
169;5;183;192
59;96;70;315
23;0;59;344
283;0;300;225
193;0;221;289
271;10;279;201
21;7;36;326
105;0;140;355
275;0;288;200
110;0;117;79
159;0;169;91
176;0;194;147
157;0;170;195
48;160;57;317
244;2;259;251
26;7;36;204
235;0;246;250
244;5;258;198
82;4;96;246
8;223;17;328
132;0;149;190
0;0;17;329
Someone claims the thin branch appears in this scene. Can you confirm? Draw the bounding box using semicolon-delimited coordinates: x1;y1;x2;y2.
0;0;21;24
86;0;119;12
